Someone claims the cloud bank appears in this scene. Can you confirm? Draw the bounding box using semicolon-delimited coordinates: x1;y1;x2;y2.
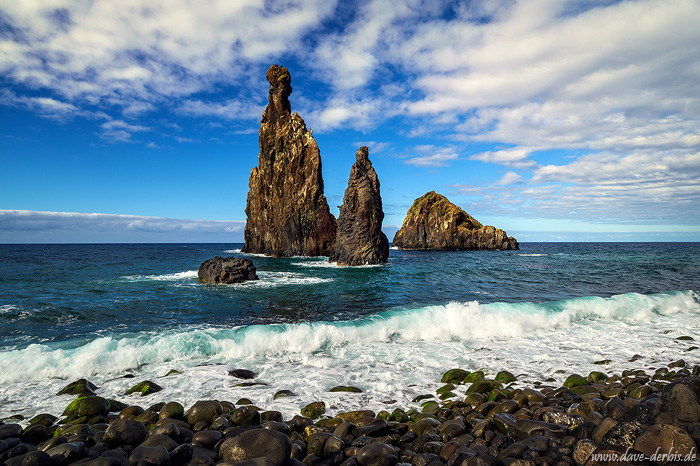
0;210;245;243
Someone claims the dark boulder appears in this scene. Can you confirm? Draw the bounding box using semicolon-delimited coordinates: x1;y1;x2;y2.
329;146;389;266
219;429;291;466
243;64;337;257
198;257;258;284
392;191;518;250
102;419;147;447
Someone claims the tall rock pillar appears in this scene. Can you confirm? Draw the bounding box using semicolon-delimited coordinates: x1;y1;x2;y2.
243;65;337;256
330;147;389;265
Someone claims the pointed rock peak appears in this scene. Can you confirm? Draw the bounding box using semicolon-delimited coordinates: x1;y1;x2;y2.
266;64;292;121
356;146;369;162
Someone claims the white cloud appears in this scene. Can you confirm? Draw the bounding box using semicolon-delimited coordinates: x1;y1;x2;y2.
470;148;534;167
496;171;522;185
0;210;245;243
0;0;338;114
402;145;460;167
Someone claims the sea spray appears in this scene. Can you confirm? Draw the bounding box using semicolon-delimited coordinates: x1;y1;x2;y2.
1;290;698;421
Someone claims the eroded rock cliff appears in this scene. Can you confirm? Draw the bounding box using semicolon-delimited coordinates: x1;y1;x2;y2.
392;191;519;250
243;65;337;256
330;147;389;266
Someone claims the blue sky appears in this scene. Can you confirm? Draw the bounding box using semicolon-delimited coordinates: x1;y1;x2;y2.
1;0;699;243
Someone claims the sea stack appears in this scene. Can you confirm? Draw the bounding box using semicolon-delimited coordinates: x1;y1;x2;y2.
392;191;519;250
243;65;337;257
330;147;389;266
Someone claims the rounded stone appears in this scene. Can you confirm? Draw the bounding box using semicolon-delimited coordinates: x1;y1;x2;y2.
356;442;397;466
219;429;291;466
129;445;170;466
102;419;147;447
159;402;184;420
633;424;697;465
186;401;224;426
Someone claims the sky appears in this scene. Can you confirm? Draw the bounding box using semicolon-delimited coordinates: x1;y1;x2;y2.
1;0;699;243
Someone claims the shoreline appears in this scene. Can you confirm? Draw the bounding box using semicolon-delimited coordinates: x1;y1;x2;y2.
2;359;699;466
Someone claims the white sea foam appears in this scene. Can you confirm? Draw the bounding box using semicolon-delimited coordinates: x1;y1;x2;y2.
292;259;385;268
253;271;333;287
1;290;698;422
122;270;199;281
223;249;241;254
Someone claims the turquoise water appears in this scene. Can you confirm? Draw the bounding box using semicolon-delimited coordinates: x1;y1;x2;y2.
0;242;699;420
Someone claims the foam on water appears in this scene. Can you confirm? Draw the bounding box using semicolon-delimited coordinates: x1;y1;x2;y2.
292;258;386;268
122;270;199;281
1;290;698;421
223;249;242;253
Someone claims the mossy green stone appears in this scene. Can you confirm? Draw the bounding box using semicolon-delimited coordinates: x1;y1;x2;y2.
159;402;184;420
236;398;253;405
495;371;516;384
62;396;111;417
564;374;589;389
466;380;501;394
439;391;457;400
421;400;440;415
29;414;58;427
464;371;485;383
587;371;608;383
412;394;434;402
329;386;363;393
390;408;409;422
487;389;506;402
377;410;391;421
406;408;420;422
572;385;599;396
441;368;469;384
301;401;326;419
437;383;456;395
58;424;95;437
676;336;694;341
124;381;163;396
594;359;612;365
56;379;98;397
629;385;653;399
164;369;181;376
465;393;485;407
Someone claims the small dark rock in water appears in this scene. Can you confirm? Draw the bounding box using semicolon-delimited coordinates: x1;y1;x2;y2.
198;257;258;284
124;380;163;396
56;379;98;397
329;386;363;393
301;402;326;419
228;369;256;380
273;390;296;400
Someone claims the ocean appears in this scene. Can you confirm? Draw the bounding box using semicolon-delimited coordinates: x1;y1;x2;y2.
0;242;699;422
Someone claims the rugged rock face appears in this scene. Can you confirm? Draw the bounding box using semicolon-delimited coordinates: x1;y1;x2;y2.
392;191;519;250
243;64;337;257
198;256;258;284
329;147;389;266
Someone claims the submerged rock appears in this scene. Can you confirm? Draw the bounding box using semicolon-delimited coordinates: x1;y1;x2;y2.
198;257;258;284
329;146;389;266
243;64;337;257
392;191;518;250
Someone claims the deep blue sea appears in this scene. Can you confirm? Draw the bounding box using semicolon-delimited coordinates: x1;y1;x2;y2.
1;242;699;421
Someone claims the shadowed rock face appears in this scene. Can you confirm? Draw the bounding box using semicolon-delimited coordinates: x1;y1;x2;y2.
392;191;519;250
330;147;389;266
243;65;337;257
